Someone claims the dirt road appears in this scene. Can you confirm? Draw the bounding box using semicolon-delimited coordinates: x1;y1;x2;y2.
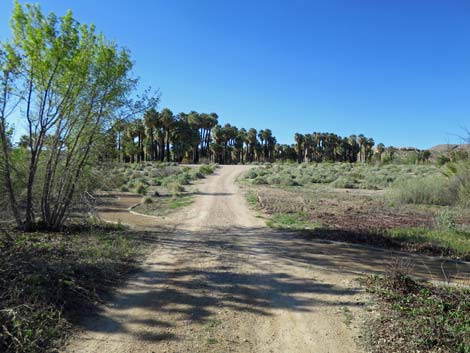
65;165;469;353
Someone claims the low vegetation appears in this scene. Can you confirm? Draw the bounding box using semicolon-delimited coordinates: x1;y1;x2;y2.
365;272;469;353
98;162;217;217
0;224;154;353
0;2;468;353
99;162;217;194
243;163;470;260
244;163;441;190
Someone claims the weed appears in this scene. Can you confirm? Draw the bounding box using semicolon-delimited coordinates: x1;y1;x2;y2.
245;191;258;206
339;306;353;326
0;226;152;353
135;183;147;195
366;273;470;353
267;212;320;230
391;176;456;206
435;209;457;231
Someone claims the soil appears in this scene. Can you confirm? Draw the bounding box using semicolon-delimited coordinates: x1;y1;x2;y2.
64;165;470;353
254;185;436;232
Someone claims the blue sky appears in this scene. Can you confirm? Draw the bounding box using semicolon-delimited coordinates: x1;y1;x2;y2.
1;0;470;148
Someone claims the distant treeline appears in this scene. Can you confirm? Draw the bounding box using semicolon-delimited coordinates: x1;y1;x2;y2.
85;108;388;164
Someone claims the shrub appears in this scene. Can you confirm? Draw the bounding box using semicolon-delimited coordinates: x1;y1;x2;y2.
251;176;268;185
441;162;470;207
143;196;153;204
167;182;185;194
135;183;147;196
267;175;282;185
452;164;470;207
190;170;205;179
435;209;457;231
120;185;129;192
177;173;192;185
391;176;456;206
331;176;359;189
152;178;162;186
199;164;214;175
244;170;258;179
280;177;300;186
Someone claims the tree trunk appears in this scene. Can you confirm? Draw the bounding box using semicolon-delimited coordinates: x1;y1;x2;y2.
166;129;171;162
0;122;22;227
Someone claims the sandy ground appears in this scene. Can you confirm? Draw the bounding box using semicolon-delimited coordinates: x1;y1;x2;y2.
64;165;469;353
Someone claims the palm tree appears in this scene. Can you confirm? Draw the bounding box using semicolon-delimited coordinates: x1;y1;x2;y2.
143;108;159;161
304;133;313;162
160;108;175;162
205;113;218;160
237;128;247;163
247;128;258;162
348;135;358;163
294;133;304;163
365;138;375;162
357;134;366;163
376;143;385;162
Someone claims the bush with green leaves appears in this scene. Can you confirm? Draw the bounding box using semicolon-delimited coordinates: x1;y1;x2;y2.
135;183;147;196
243;163;441;191
391;176;456;206
143;196;153;204
199;164;215;175
177;173;192;185
435;209;457;231
167;182;185;195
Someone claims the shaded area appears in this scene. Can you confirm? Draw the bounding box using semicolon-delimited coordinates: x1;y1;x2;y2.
301;227;470;261
0;225;154;353
73;226;468;347
250;184;470;260
151;227;470;282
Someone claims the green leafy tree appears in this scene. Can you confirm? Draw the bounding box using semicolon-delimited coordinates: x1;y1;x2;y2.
0;2;157;230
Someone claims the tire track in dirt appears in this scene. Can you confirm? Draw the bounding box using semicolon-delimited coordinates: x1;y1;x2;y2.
64;165;469;353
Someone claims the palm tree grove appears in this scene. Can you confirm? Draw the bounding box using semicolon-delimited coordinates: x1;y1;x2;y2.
0;2;469;353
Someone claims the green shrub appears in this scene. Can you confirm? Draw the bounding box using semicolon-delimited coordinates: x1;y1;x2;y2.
177;173;192;185
435;209;457;231
331;176;359;189
267;175;281;184
391;176;456;206
167;182;185;194
135;183;147;195
251;176;268;185
280;177;300;186
152;178;162;186
244;170;258;179
199;164;214;175
450;163;470;207
143;196;153;204
190;170;205;179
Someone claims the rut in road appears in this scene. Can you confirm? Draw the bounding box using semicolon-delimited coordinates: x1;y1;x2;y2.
64;165;469;353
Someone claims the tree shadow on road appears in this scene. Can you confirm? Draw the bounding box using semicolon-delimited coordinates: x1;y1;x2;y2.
72;225;469;344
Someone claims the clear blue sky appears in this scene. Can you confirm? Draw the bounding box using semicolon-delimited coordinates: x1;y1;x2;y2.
1;0;470;148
